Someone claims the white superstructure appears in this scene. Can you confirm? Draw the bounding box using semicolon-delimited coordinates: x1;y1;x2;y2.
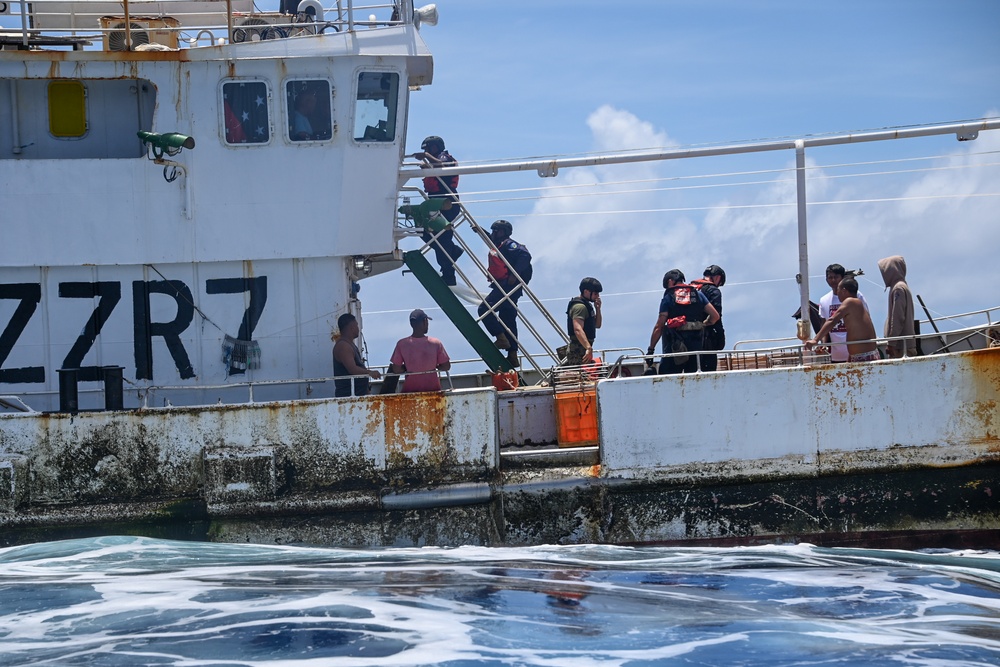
1;1;433;410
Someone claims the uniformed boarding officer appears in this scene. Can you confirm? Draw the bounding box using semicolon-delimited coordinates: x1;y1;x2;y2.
478;220;533;367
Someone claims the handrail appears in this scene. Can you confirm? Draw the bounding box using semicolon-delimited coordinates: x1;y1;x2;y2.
733;336;801;350
0;395;37;413
5;328;996;412
616;345;826;373
401;120;1000;182
935;329;986;354
916;304;998;325
1;0;405;48
733;320;997;353
617;322;998;375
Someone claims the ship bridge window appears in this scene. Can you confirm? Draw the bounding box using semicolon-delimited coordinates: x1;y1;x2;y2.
48;81;87;138
222;80;271;145
286;80;332;142
354;72;398;142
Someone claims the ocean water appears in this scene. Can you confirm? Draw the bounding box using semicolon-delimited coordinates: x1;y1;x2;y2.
0;537;998;666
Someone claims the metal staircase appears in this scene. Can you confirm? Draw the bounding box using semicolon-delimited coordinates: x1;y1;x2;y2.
398;192;571;379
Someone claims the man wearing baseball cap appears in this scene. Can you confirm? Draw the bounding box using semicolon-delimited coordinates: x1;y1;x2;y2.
389;309;451;392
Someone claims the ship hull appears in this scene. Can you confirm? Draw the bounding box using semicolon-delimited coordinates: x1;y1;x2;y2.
3;347;997;548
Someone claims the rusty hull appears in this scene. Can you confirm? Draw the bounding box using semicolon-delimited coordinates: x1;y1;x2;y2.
1;349;998;549
0;388;498;543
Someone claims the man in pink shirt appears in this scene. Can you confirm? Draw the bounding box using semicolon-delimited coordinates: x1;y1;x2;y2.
389;309;451;393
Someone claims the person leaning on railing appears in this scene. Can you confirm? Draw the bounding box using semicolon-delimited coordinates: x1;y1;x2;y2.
805;277;879;363
389;309;451;392
333;313;381;397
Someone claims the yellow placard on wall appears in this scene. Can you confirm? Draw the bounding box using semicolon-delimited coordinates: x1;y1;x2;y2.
48;81;87;138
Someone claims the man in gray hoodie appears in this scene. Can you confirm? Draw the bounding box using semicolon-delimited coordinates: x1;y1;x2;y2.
877;255;918;358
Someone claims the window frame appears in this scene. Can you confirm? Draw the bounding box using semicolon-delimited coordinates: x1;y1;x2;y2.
220;78;273;147
352;69;401;145
284;78;334;144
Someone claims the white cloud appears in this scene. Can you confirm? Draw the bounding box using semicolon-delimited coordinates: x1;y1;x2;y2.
587;105;674;153
518;106;680;272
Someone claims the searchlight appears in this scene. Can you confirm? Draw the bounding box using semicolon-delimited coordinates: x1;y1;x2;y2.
137;131;196;158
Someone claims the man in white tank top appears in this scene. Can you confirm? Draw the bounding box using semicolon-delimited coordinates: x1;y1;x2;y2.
818;264;870;362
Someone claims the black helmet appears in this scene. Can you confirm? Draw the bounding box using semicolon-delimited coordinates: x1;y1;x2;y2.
421;135;444;153
662;269;685;289
490;219;513;236
580;277;603;294
703;264;726;286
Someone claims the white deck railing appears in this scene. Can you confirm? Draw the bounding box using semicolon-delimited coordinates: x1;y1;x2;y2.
2;323;996;414
1;0;408;50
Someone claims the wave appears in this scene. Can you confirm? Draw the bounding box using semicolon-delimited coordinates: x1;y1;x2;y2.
1;537;998;666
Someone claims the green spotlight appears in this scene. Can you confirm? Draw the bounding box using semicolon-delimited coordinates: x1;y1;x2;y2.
137;131;196;157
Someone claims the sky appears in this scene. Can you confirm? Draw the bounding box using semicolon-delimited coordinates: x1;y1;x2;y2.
357;0;1000;372
4;1;998;376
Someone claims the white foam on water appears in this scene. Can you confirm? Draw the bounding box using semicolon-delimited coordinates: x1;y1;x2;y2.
1;538;998;666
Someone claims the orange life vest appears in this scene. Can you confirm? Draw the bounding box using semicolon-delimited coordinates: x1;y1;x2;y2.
671;283;698;306
487;252;509;282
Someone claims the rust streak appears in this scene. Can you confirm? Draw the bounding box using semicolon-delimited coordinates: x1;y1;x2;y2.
381;393;448;455
360;400;382;442
970;348;1000;439
971;347;1000;390
813;365;869;390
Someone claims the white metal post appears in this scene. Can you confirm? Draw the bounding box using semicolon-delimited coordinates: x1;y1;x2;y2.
124;0;132;51
796;140;810;339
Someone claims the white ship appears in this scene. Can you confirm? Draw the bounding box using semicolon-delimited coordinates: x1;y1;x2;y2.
1;1;998;549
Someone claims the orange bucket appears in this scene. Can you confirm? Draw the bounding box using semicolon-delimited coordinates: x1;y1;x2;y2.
491;370;518;391
555;390;599;447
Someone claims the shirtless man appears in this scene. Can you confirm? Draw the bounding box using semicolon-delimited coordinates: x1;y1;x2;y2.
805;277;879;362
